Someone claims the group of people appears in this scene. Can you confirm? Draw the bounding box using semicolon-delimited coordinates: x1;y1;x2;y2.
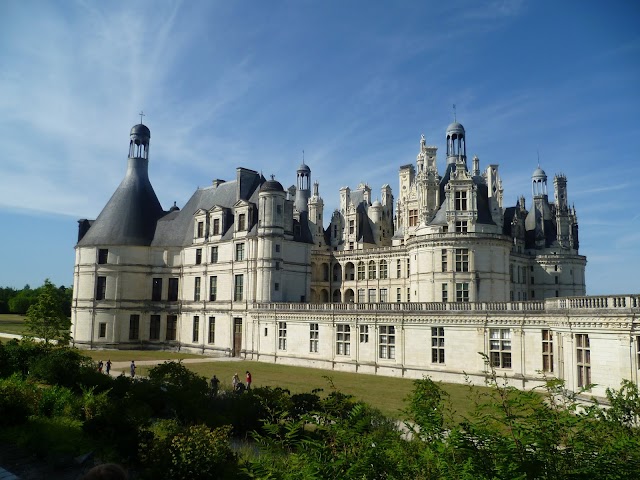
96;360;137;378
209;370;252;396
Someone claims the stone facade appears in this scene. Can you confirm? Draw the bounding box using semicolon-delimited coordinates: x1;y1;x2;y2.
72;120;638;397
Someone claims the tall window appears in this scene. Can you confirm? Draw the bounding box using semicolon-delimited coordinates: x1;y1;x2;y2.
336;324;351;355
195;248;202;265
542;329;553;372
455;221;468;233
379;260;388;279
197;221;204;237
455;191;467;210
349;220;355;234
211;246;218;263
431;327;445;363
150;315;160;340
441;249;447;272
407;288;410;302
455;248;469;272
310;323;319;352
576;334;591;388
278;322;287;350
98;249;108;264
194;277;201;301
99;323;106;338
368;289;376;303
192;316;199;342
168;278;179;302
379;326;396;359
209;276;217;301
357;261;365;280
235;243;245;261
407;259;410;276
213;218;220;235
238;213;246;231
368;260;376;279
96;276;106;300
360;325;369;343
397;259;402;278
357;289;365;303
234;275;244;302
208;317;215;344
380;288;388;303
166;315;177;341
129;314;140;340
152;278;162;301
456;282;469;302
489;328;512;368
409;209;418;227
396;287;402;303
442;284;448;302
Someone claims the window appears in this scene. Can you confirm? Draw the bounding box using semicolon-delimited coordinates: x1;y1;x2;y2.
456;282;469;302
442;283;448;302
407;259;410;276
310;323;319;352
455;248;469;272
150;315;160;340
489;328;512;368
396;287;402;302
357;289;365;303
409;209;418;227
278;322;287;350
360;325;369;343
277;204;283;216
455;191;467;210
407;288;410;302
235;243;245;261
213;218;220;235
129;314;140;340
379;260;388;279
348;241;354;250
397;260;402;278
234;275;244;301
168;278;179;302
192;316;199;342
209;276;217;301
208;317;215;344
357;262;365;280
368;289;376;303
531;277;535;285
368;260;376;279
379;325;396;359
195;248;202;265
96;276;106;300
211;246;218;263
455;221;468;233
441;249;447;272
275;244;281;253
576;334;591;388
275;282;280;291
166;315;177;341
98;322;106;338
336;324;351;355
380;288;388;303
275;261;280;271
349;220;355;234
542;329;553;372
98;249;108;264
431;327;445;363
555;277;559;285
194;277;201;301
197;221;204;237
152;278;162;301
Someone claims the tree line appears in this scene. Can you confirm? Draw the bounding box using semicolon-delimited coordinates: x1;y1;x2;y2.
0;281;72;316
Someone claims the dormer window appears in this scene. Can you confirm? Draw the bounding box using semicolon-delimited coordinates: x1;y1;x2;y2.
238;214;246;231
197;221;204;237
409;209;418;227
455;221;468;233
455;191;467;210
213;218;220;235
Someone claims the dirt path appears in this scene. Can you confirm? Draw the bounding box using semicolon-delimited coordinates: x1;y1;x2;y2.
105;357;241;377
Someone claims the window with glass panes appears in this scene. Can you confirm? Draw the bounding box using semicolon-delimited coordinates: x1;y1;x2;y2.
152;278;162;301
489;328;512;368
336;324;351;355
195;248;202;265
431;327;445;363
213;218;220;235
407;258;410;276
235;243;245;261
357;289;365;303
194;277;201;301
455;221;468;233
150;315;160;340
576;334;591;388
129;314;140;340
455;191;467;210
409;209;418;226
168;278;179;301
278;322;287;350
96;276;107;300
455;248;469;272
542;329;553;372
379;288;388;303
368;260;376;279
441;249;447;272
211;246;218;263
192;316;199;342
456;282;469;302
310;323;319;352
396;288;402;302
368;289;376;303
166;315;177;341
397;259;402;278
357;262;365;280
379;325;395;359
208;317;215;344
234;275;243;301
379;260;388;279
209;276;217;301
442;283;448;302
360;325;369;343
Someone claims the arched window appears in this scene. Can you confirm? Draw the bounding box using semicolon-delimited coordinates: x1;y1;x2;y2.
368;260;376;280
357;261;365;280
379;260;388;279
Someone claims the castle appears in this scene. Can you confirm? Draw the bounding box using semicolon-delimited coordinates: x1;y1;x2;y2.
72;120;639;397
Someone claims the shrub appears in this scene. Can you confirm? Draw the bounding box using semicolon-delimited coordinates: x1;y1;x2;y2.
29;346;95;390
0;374;40;425
38;384;80;418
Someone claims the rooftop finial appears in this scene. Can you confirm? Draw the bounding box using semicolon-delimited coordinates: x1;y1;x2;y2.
453;104;456;122
139;110;145;124
270;174;275;180
537;148;540;168
302;149;305;164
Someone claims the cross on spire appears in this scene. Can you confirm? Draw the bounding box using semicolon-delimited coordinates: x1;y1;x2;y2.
139;111;145;124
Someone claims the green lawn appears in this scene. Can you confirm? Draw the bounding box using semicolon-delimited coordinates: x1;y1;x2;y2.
82;349;205;362
139;360;491;420
0;314;27;335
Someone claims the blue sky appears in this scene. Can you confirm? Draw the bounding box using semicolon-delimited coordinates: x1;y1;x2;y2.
0;0;638;294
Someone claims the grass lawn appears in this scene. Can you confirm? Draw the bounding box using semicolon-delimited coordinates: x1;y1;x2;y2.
140;360;491;420
82;349;206;362
0;314;27;335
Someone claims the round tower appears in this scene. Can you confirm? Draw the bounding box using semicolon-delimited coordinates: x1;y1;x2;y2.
532;166;548;197
257;176;286;302
446;122;466;165
294;162;311;213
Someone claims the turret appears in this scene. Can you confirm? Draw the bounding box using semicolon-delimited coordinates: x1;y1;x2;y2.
294;162;311;214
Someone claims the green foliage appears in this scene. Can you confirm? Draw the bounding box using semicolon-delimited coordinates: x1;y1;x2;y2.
8;286;37;315
29;346;96;390
0;374;39;425
0;338;45;376
38;384;80;418
0;286;18;314
25;279;71;344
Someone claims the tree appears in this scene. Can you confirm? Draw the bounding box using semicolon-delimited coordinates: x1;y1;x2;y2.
25;279;71;344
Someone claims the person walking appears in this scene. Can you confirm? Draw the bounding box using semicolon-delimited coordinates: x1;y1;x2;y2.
210;374;220;397
245;370;252;390
130;360;136;378
106;359;112;375
232;373;240;391
98;360;104;374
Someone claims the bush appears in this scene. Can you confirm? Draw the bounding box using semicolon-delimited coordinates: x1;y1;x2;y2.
0;374;40;425
29;346;95;390
39;384;80;418
0;339;46;377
